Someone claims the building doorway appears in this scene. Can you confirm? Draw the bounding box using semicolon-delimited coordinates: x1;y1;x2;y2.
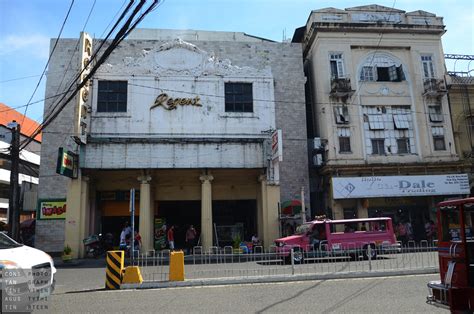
156;201;201;249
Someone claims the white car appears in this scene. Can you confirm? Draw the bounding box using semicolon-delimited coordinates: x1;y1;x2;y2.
0;232;56;311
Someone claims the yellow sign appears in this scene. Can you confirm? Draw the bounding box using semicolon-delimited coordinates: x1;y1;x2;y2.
150;93;201;111
38;199;67;220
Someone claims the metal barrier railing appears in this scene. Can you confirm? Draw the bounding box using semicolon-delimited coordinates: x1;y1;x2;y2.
130;242;439;282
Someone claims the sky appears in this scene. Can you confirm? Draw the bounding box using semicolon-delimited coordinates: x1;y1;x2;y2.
0;0;473;127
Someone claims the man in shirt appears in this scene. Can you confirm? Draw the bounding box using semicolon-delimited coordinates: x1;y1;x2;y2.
185;225;197;255
167;225;175;251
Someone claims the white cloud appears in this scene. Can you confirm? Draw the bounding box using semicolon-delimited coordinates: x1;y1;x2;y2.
0;34;49;59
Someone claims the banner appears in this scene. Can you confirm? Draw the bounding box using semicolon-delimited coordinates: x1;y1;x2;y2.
332;174;470;199
37;199;67;220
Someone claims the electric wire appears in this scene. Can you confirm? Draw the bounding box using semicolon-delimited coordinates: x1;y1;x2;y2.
19;0;160;151
21;0;75;126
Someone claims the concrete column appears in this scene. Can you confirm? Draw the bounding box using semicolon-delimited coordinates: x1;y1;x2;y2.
200;174;214;251
332;200;344;232
256;176;264;245
138;174;153;253
65;174;89;258
357;199;369;218
259;175;281;248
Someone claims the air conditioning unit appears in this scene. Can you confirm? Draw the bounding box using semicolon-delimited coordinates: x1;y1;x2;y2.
313;154;323;166
314;137;322;150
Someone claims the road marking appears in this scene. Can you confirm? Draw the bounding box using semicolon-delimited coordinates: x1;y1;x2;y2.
91;273;438;293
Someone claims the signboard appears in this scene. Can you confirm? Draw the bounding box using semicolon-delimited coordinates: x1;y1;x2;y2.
332;174;470;199
56;147;78;178
37;199;66;220
271;129;283;161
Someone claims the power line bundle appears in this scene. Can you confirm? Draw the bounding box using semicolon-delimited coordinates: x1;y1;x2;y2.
20;0;161;151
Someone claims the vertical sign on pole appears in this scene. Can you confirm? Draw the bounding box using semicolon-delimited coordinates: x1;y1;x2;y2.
130;188;135;262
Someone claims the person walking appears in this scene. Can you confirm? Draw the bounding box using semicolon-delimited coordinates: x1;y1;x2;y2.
185;225;197;255
167;225;175;251
397;222;408;246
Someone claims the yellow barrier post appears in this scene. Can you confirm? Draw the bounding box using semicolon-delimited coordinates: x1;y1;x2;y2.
169;250;185;281
105;250;124;290
122;266;143;284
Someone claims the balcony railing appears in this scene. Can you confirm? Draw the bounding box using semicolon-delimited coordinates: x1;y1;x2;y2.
330;78;354;99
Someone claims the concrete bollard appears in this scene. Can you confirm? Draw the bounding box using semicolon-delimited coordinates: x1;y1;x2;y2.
169;250;185;281
105;251;124;290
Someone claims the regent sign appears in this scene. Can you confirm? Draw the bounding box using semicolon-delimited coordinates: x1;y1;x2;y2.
332;174;470;199
150;93;202;111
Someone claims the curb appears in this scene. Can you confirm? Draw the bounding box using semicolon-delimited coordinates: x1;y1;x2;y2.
121;268;438;290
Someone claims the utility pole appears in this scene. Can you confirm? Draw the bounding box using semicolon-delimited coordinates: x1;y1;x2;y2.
7;121;20;241
301;186;306;223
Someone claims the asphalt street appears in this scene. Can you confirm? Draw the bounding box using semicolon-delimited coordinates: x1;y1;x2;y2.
43;273;443;313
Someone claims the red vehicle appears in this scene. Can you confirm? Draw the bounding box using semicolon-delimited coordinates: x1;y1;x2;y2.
427;197;474;312
275;217;400;263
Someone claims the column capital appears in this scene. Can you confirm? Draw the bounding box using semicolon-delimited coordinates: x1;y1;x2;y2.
199;175;214;183
258;174;267;183
138;175;152;184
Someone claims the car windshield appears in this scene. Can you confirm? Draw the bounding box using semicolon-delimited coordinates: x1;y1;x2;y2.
0;232;23;249
295;224;312;235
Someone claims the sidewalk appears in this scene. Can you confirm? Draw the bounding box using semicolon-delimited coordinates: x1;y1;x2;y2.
53;257;106;269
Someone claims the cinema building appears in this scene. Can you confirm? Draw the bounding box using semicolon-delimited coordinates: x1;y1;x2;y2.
36;29;309;256
293;5;471;238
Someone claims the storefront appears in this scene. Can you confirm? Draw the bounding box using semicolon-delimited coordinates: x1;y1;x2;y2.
330;174;470;240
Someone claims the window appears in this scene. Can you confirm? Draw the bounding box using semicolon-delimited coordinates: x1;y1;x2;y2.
432;126;446;150
359;54;405;82
368;114;385;130
428;105;443;122
397;138;410;154
421;55;435;78
338;128;351;153
376;65;404;82
97;81;128;112
225;83;253;112
334;106;349;124
371;138;385;155
469;117;474;134
360;66;374;81
330;53;345;79
393;114;409;130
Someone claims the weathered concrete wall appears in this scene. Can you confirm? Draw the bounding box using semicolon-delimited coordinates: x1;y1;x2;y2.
38;32;309;252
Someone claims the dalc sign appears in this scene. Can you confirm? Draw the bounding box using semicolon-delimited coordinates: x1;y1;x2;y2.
332;174;470;199
56;147;78;179
37;199;66;220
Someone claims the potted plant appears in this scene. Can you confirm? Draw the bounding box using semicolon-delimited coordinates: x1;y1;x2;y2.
232;235;242;254
62;245;73;262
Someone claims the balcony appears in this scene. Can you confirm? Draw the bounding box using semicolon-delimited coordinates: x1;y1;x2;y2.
330;78;354;100
423;78;447;97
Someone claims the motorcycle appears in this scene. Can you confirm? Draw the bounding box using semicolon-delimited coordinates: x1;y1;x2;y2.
83;233;113;258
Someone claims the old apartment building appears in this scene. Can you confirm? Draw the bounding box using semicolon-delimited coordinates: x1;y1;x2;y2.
293;5;470;237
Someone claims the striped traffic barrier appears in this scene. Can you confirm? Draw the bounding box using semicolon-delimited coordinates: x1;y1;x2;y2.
105;250;124;290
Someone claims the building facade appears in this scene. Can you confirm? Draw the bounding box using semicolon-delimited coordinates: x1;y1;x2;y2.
0;103;40;224
448;75;474;194
293;5;470;238
36;29;309;256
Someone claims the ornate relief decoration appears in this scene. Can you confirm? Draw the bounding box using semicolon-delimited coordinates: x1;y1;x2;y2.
97;38;272;77
364;85;406;96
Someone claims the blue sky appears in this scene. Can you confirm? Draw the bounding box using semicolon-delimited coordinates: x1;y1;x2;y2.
0;0;473;125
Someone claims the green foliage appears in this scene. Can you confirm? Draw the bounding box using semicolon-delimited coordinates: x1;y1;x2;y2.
63;245;72;255
232;235;242;249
